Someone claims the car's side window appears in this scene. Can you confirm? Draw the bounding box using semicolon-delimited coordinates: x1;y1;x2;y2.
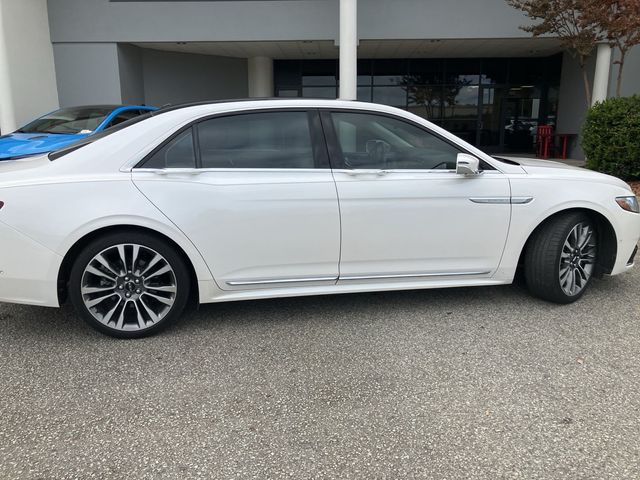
143;128;196;169
329;112;461;170
196;111;316;169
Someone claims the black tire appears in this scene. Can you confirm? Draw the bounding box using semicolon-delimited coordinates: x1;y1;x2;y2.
525;212;597;304
69;231;191;338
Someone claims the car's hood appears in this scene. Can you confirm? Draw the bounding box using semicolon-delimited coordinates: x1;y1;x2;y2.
0;132;88;159
495;156;584;171
495;156;633;192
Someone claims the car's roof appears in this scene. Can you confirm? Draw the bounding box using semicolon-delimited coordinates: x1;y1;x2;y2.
153;98;389;117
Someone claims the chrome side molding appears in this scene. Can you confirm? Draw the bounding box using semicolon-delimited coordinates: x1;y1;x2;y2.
227;270;491;286
469;197;510;204
339;271;491;281
226;276;338;286
511;196;534;204
469;197;533;204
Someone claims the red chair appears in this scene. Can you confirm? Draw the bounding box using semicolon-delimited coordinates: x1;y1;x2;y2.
536;125;553;159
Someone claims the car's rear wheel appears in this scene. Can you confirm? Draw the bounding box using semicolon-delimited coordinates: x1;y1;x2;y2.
525;212;597;304
69;231;190;338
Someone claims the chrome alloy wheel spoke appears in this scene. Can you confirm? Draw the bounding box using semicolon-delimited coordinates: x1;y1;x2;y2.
80;244;177;331
559;223;596;296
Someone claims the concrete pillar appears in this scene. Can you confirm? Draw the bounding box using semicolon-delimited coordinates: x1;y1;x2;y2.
0;0;58;133
592;42;612;105
248;56;273;98
339;0;357;100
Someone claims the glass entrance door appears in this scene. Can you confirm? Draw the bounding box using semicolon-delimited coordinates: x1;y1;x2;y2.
477;86;506;152
478;86;544;154
502;87;542;153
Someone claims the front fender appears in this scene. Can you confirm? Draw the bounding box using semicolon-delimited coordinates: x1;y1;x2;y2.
494;177;636;281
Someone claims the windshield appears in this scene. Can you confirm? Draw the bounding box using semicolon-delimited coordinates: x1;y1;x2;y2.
49;111;156;161
17;107;113;135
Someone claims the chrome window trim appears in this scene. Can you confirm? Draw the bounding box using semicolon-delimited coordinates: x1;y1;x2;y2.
132;167;334;174
331;168;504;175
132;167;507;175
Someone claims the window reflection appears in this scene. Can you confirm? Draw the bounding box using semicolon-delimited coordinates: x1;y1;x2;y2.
440;119;477;144
408;59;443;84
302;76;336;86
302;86;337;99
358;75;372;86
444;59;481;84
373;75;405;86
407;85;443;120
443;85;479;118
372;86;406;107
357;86;372;102
274;57;562;152
503;86;542;151
277;88;299;97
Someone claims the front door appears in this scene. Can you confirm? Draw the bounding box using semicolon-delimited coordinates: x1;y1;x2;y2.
133;110;341;290
322;110;511;282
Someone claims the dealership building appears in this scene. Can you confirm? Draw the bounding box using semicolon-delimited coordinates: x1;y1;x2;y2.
1;0;639;157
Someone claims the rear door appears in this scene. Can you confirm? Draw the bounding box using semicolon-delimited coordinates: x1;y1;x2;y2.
132;109;341;290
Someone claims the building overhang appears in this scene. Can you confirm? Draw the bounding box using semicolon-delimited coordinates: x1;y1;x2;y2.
132;37;565;60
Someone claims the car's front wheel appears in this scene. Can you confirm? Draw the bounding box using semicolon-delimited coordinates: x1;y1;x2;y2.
525;212;598;304
69;231;190;338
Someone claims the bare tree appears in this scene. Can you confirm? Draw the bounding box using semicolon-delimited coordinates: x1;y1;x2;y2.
507;0;602;106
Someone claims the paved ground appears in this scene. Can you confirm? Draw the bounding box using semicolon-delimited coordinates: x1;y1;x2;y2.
1;268;640;480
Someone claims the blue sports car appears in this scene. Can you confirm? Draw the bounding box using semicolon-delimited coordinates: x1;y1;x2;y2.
0;105;157;160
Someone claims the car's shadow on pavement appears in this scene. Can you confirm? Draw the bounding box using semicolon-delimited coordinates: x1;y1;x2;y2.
0;272;631;342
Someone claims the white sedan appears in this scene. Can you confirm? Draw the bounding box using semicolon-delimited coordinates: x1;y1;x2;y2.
0;99;638;338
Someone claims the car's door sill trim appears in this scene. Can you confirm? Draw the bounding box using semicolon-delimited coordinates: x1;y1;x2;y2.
339;271;492;281
226;276;338;286
227;271;492;286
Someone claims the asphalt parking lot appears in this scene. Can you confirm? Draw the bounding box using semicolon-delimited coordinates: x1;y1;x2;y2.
1;267;640;480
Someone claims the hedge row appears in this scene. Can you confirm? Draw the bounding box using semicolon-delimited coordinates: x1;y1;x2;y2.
582;95;640;180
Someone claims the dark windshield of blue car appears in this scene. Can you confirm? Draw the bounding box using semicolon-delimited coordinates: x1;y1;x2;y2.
17;107;114;135
48;111;156;161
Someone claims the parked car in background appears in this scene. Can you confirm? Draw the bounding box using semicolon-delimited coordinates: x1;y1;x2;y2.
0;105;157;160
0;99;638;338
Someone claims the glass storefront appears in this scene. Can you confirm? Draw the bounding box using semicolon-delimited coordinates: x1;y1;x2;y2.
274;56;562;153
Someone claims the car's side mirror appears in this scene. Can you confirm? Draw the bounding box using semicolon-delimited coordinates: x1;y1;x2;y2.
456;153;482;176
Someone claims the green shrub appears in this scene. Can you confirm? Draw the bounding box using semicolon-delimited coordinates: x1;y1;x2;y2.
581;95;640;180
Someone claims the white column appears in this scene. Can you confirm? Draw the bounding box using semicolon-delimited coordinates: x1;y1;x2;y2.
592;42;612;105
339;0;357;100
0;10;15;134
0;0;58;133
248;56;274;98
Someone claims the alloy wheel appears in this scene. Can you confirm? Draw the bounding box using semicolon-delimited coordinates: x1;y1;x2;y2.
559;222;596;296
80;244;177;331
